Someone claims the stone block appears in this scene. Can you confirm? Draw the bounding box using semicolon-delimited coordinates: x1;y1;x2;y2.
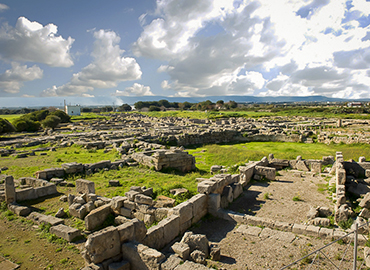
292;224;307;235
5;175;15;203
84;226;121;264
158;215;180;246
8;203;31;216
142;225;164;250
15;187;37;201
111;196;126;212
197;180;215;194
69;203;87;219
254;166;276;180
85;204;112;231
117;221;135;243
62;162;84;174
28;212;64;226
49;224;81;242
305;225;320;237
170;242;190;260
125;190;140;201
210;244;221;261
310;161;322;173
135;194;153;206
273;221;293;232
76;179;95;194
180;219;192;234
208;193;220;214
168;201;193;225
132;218;147;242
296;160;309;171
231;182;243;199
154;207;168;222
336;168;346;185
119;207;133;218
188;194;207;223
160;254;182;270
121;242;165;270
318;228;334;239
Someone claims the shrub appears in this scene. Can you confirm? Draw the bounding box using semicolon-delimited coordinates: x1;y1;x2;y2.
50;110;71;123
41;115;61;129
12;118;40;132
149;105;161;112
0;118;15;134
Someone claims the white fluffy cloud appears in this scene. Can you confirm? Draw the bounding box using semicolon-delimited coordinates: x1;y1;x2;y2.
42;29;142;97
0;3;9;12
0;17;74;67
0;62;43;93
134;0;370;98
113;83;153;96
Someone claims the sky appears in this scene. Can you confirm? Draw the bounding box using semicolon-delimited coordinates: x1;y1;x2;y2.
0;0;370;107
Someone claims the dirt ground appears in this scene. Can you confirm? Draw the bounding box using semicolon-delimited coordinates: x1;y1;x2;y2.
192;170;363;269
0;170;365;269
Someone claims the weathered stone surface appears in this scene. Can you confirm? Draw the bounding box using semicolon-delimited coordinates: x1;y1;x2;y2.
50;224;81;242
364;246;370;268
181;232;209;257
84;226;121;264
168;201;193;226
254;165;276;180
55;207;66;218
69;203;87;219
173;260;210;270
188;194;207;224
360;193;370;209
309;217;331;227
142;225;164;250
296;160;309;171
28;212;64;226
171;242;190;260
108;260;130;270
158;215;180;246
209;244;221;261
121;242;165;270
85;204;112;231
111;196;126;213
5;175;15;203
8;203;31;216
135;194;153;206
161;254;183;270
208;193;220;214
76;179;95;194
190;250;206;265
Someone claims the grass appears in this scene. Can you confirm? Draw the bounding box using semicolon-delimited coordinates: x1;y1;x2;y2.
292;194;302;202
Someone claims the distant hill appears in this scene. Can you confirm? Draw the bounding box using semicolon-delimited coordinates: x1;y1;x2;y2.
1;95;369;108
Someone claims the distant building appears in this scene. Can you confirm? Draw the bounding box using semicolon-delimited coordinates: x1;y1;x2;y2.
65;105;81;116
347;102;363;108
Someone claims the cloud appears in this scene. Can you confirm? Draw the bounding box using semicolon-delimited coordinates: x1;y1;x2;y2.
42;29;142;97
113;83;153;96
0;17;74;67
0;3;9;12
0;62;43;93
132;0;370;98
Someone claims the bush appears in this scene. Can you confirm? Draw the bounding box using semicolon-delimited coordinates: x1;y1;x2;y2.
149;105;161;112
0;118;15;134
41;115;61;129
50;110;71;123
12;118;40;132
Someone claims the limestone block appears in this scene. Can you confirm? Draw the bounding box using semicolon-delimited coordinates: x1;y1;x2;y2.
168;201;193;225
158;215;180;246
62;162;84;174
188;194;207;220
143;213;155;226
359;157;366;163
108;260;130;270
273;221;293;232
85;204;112;231
360;208;370;219
231;182;243;199
125;190;140;202
336;169;346;185
117;221;135;243
119;207;133;218
76;179;95;194
69;203;87;219
142;225;164;250
210;244;221;261
360;193;370;209
197;180;216;194
190;250;206;265
132;218;147;242
180;231;209;257
87;193;98;202
49;224;81;242
123;200;135;210
154;207;169;222
208;193;220;214
365;247;370;268
160;254;182;270
15;187;37;201
5;175;15;203
173;260;210;270
318;227;334;238
296;160;309;171
366;170;370;178
135;194;153;206
28;212;64;226
292;224;307;235
74;196;86;204
254;166;276;180
310;217;331;227
85;201;96;213
121;242;165;270
170;242;190;260
180;219;192;234
111;196;126;212
305;225;320;237
84;226;121;264
8;204;31;216
310;161;322;173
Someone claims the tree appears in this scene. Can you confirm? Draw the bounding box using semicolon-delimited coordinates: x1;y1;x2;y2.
41;115;61;130
134;101;145;110
51;110;71;123
216;100;224;105
158;99;170;108
12;118;40;132
0;118;15;134
118;103;132;112
228;101;237;108
149;105;161;112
